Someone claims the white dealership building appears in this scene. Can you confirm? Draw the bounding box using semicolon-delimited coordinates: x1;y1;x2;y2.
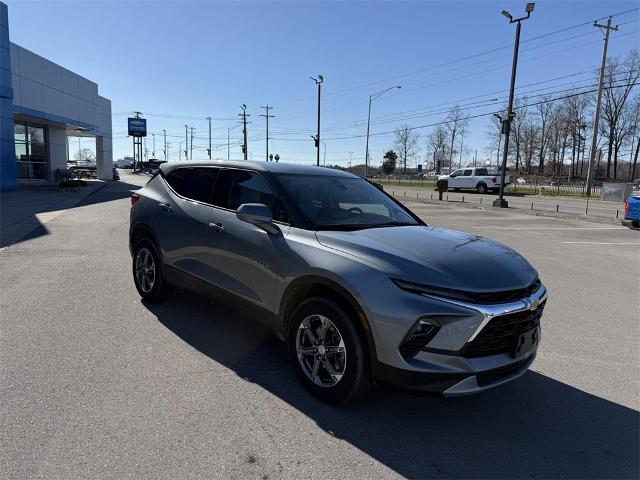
0;1;112;190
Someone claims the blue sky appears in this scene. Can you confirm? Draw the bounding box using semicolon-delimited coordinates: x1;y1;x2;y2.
5;0;639;166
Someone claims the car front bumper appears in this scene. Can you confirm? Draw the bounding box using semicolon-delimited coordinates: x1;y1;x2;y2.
361;279;546;395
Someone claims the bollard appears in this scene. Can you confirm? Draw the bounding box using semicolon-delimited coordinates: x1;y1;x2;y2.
480;197;482;204
462;196;465;203
393;190;395;196
417;192;419;199
446;194;449;201
531;202;533;210
616;209;619;218
431;193;433;200
404;192;406;198
556;204;559;213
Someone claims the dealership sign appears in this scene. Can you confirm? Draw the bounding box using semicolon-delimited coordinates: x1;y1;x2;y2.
128;117;147;137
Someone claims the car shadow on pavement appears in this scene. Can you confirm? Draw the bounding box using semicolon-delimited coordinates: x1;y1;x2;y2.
145;290;639;479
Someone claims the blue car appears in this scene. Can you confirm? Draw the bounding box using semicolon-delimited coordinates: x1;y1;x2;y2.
622;194;640;229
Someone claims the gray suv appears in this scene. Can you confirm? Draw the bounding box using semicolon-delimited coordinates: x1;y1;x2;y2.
129;161;546;403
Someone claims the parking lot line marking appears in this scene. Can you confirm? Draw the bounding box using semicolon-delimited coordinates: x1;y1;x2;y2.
469;226;623;230
562;241;639;245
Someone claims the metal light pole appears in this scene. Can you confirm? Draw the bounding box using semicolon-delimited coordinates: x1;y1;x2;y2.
310;75;324;166
260;105;274;161
206;117;212;159
365;85;401;178
151;133;155;158
494;3;535;208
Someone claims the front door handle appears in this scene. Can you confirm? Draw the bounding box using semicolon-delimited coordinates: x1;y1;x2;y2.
158;203;172;212
208;222;224;232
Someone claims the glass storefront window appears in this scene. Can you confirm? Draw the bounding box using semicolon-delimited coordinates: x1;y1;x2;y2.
14;123;26;143
14;121;49;181
15;142;27;161
28;126;45;144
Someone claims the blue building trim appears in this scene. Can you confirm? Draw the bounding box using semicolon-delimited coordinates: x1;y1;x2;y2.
13;105;96;132
0;1;16;190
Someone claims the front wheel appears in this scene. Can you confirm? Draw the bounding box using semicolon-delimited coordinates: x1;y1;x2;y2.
132;239;169;302
288;297;371;404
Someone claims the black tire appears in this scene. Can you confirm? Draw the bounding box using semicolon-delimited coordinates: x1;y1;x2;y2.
288;297;371;404
476;182;487;194
452;187;460;192
132;238;169;302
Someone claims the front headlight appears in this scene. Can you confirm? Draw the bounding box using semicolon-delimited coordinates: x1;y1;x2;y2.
392;278;475;303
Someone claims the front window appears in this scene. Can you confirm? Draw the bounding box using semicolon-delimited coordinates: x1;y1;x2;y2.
449;170;462;178
275;174;420;230
15;121;48;181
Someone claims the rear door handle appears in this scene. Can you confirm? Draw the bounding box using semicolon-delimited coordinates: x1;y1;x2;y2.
158;203;172;212
208;222;224;232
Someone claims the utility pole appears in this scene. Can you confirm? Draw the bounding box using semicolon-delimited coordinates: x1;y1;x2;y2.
163;129;167;162
459;132;464;167
365;85;401;177
206;117;212;159
586;17;618;213
184;125;189;161
179;140;182;161
151;133;155;158
239;104;249;160
494;3;535;208
190;127;194;160
310;75;324;166
260;105;274;161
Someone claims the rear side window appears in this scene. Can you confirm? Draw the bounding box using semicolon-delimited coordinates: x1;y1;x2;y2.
164;167;219;203
213;169;275;211
475;168;488;176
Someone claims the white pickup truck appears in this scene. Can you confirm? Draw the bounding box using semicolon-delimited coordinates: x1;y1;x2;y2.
438;167;510;194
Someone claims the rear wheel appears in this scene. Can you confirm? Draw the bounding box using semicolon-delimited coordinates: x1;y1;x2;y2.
132;239;168;302
288;297;371;404
476;182;488;194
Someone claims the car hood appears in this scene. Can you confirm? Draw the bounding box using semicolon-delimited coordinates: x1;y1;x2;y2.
316;225;537;292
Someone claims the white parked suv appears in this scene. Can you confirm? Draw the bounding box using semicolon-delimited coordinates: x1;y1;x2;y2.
438;167;510;194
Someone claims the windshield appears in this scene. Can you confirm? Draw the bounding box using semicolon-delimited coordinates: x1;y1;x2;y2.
275;174;420;230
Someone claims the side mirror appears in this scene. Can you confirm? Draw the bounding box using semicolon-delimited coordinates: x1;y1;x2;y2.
236;203;280;234
373;182;384;191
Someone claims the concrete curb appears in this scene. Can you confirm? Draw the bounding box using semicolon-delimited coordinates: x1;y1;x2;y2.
0;182;109;249
394;193;622;226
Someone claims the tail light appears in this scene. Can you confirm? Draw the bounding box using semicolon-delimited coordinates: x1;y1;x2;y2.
131;193;140;206
491;176;497;183
624;198;630;216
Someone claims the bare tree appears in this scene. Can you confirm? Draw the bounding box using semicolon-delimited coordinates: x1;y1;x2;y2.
511;98;529;171
600;49;640;178
521;121;539;174
393;125;421;174
628;94;640;180
427;125;449;170
535;96;556;174
74;148;95;162
445;105;470;167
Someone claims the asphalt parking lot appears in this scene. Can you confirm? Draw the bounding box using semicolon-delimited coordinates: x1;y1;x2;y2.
1;173;638;479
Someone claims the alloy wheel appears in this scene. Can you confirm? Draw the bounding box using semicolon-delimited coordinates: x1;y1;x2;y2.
135;247;156;293
296;314;347;387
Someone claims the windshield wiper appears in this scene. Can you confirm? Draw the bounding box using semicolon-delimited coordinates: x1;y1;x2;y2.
363;221;417;229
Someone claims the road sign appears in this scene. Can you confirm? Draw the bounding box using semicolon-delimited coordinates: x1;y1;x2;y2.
128;118;147;137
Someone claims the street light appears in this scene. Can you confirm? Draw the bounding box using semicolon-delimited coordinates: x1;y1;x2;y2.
310;75;324;166
364;85;401;178
493;3;535;208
